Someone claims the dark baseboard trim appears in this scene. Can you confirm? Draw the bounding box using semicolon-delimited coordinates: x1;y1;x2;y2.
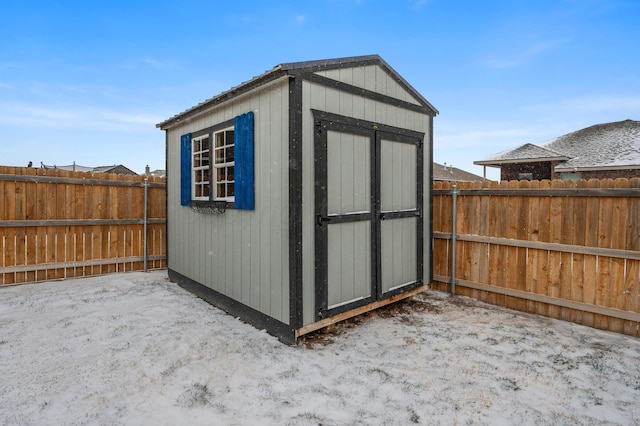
168;269;296;345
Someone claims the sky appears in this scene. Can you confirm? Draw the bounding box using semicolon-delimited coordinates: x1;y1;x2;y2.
1;1;639;179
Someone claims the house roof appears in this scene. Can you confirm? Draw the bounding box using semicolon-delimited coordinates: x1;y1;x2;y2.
474;143;569;165
433;162;485;181
474;119;640;171
41;163;138;175
156;55;438;130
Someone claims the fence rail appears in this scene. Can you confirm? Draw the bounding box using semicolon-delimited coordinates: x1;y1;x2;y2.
432;178;640;337
0;166;166;285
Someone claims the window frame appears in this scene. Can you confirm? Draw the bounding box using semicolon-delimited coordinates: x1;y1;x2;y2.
189;118;235;204
212;126;235;203
191;133;211;201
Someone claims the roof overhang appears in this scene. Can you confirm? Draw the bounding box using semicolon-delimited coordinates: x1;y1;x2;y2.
156;70;289;130
157;55;438;131
474;156;570;167
555;164;640;172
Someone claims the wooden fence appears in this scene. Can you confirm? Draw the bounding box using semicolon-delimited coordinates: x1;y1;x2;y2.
432;178;640;337
0;166;166;285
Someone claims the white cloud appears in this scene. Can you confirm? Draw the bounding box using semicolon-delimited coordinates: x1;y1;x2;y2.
485;40;563;68
410;0;429;9
0;101;162;131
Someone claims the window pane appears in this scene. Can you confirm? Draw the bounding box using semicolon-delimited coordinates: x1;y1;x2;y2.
227;166;234;181
216;132;224;148
217;183;226;198
228;183;234;197
202;137;209;151
216;148;224;163
226;130;234;145
226;147;234;163
203;184;209;197
217;168;225;181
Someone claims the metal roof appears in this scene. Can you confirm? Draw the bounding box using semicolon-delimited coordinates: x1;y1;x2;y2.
156;55;437;130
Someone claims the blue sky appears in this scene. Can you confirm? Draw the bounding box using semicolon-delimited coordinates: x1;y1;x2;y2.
1;0;639;179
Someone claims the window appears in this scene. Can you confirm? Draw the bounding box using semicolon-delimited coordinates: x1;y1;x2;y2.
213;127;235;201
180;111;254;210
192;134;210;200
518;172;533;181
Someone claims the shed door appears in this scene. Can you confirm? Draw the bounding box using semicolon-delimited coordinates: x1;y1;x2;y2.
314;112;424;321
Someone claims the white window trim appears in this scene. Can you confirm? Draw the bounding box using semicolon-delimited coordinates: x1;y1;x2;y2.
191;134;210;201
212;126;235;202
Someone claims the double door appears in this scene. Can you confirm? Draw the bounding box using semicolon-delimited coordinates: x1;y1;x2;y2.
314;111;424;320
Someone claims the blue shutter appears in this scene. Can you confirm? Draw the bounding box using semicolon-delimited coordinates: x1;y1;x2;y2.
234;112;255;210
180;133;192;206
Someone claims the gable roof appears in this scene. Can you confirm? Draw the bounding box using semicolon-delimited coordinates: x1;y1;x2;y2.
156;55;438;130
475;143;569;165
474;119;640;171
433;162;485;181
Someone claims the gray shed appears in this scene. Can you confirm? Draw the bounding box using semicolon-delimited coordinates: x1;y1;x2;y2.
157;55;438;343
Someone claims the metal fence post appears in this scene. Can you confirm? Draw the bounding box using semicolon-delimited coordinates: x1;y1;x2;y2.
143;178;149;272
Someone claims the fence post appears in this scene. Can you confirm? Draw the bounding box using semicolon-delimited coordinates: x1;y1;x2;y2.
450;184;459;295
143;178;149;272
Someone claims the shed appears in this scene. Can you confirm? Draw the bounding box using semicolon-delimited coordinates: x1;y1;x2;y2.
157;55;438;343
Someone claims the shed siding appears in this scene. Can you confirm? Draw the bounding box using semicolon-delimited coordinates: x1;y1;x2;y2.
166;81;290;323
315;65;422;106
300;77;432;325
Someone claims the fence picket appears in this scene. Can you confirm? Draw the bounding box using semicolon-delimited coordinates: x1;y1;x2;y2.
432;177;640;337
0;167;166;285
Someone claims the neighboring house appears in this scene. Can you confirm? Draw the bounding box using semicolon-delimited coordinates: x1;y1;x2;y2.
40;163;138;175
433;162;485;182
146;169;166;178
156;55;438;343
474;119;640;181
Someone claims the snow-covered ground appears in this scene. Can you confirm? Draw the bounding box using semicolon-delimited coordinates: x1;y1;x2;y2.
1;271;639;425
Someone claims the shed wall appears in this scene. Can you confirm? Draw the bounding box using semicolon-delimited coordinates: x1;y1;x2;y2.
166;80;290;323
300;74;432;325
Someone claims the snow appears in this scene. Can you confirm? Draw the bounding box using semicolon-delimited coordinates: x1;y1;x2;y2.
1;271;639;425
477;119;640;170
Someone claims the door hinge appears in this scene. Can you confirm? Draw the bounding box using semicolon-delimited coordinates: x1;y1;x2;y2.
316;215;331;227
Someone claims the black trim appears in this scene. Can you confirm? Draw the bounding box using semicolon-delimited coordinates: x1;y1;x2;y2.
416;131;425;286
379;210;421;220
313;119;329;318
157;70;287;129
168;269;296;345
191;118;235;138
312;110;424;140
304;73;431;114
317;212;373;226
281;55;438;115
312;110;426;320
373;129;382;300
289;77;304;329
158;55;438;130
